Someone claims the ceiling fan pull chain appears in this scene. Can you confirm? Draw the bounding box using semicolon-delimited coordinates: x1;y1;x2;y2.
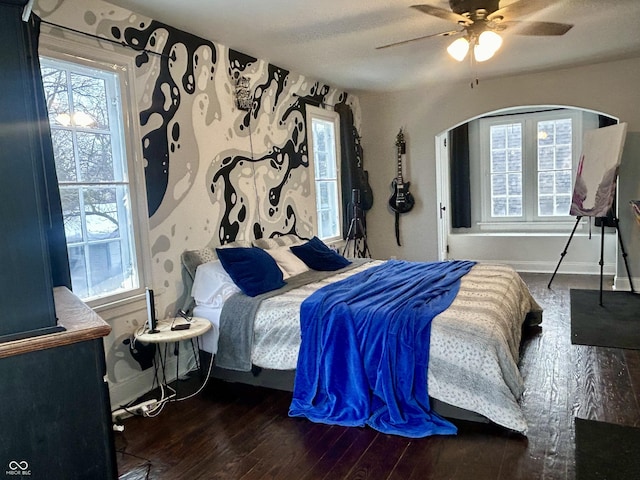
469;51;478;89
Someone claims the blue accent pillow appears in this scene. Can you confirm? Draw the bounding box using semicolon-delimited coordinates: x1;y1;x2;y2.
215;247;285;297
290;237;352;271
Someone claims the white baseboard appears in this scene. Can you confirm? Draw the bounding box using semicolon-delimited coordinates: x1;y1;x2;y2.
483;259;616;276
108;355;179;409
613;276;640;292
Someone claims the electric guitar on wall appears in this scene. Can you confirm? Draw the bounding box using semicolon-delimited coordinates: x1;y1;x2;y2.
389;128;414;245
389;129;414;213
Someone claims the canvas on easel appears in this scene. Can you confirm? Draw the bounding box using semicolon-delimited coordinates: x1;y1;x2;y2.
548;122;634;304
570;122;628;217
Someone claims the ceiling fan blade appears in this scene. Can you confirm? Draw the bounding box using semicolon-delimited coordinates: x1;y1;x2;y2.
498;21;573;36
411;4;472;26
487;0;549;22
376;29;460;50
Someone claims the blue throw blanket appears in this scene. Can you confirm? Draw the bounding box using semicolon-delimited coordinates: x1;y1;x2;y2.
289;259;476;438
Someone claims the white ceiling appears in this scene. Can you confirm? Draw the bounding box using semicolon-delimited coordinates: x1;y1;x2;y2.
106;0;640;92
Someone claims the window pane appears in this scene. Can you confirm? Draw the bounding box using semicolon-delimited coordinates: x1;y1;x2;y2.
84;187;120;241
556;170;573;194
41;66;70;126
316;180;339;239
507;124;522;147
60;187;83;242
68;245;88;299
556;195;571;215
492;174;507;195
70;72;109;129
538;121;555;146
538;172;555;195
538;146;554;170
316;152;330;179
508;173;522;195
539;195;555;216
491;126;506;149
77;132;116;182
51;129;76;182
555;145;572;170
87;241;128;298
508;197;522;216
556;119;572;143
507;151;521;172
492;197;507;217
491;150;506;173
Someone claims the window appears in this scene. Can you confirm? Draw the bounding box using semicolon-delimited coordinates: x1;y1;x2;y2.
40;53;146;304
307;106;342;241
479;109;593;226
489;123;523;217
537;118;573;216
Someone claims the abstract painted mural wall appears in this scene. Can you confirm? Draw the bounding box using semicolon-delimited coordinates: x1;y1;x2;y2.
36;0;359;310
34;0;359;405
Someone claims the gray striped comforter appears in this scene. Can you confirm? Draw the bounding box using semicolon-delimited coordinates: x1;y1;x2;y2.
247;261;542;434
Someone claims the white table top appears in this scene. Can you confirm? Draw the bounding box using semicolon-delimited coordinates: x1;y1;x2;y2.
135;317;212;344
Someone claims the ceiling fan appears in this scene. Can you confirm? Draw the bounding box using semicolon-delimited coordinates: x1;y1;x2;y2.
377;0;573;63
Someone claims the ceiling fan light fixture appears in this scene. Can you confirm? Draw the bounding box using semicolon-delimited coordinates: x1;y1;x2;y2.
474;30;502;62
478;30;503;52
473;43;495;62
447;37;470;61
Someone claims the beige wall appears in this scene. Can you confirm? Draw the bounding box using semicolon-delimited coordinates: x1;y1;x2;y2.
358;56;640;285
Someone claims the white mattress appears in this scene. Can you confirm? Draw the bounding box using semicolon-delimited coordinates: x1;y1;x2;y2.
192;305;222;355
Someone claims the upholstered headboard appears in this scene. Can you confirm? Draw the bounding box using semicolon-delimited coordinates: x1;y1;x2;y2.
181;247;219;283
179;241;248;313
179;235;305;312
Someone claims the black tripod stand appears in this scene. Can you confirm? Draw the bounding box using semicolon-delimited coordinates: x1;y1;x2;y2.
548;215;635;305
342;189;371;258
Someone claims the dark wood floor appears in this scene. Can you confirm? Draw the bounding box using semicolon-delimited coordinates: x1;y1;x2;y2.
115;273;640;480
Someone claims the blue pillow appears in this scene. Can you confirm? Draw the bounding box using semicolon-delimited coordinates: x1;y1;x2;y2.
290;237;351;271
215;247;285;297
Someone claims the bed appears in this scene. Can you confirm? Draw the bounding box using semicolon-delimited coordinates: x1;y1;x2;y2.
181;235;542;436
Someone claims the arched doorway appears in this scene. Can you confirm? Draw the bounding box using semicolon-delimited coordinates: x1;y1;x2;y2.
435;105;619;276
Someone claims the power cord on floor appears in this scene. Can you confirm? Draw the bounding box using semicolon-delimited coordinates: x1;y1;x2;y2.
116;439;152;480
128;347;215;418
114;324;216;422
175;348;215;402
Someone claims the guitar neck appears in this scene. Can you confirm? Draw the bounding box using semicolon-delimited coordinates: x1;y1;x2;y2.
396;140;405;182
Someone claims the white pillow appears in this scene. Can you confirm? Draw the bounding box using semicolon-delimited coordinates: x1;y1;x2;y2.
191;260;241;308
266;246;309;279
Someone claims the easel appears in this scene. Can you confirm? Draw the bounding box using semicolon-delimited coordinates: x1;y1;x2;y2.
547;215;635;305
342;188;371;258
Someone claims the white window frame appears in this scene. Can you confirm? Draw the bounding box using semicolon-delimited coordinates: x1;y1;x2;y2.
478;109;592;228
39;35;151;309
306;106;343;243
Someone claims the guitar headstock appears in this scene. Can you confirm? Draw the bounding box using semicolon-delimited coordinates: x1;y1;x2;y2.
395;128;405;147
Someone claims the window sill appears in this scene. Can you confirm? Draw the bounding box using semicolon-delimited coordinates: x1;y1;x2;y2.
89;290;147;321
463;219;614;234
